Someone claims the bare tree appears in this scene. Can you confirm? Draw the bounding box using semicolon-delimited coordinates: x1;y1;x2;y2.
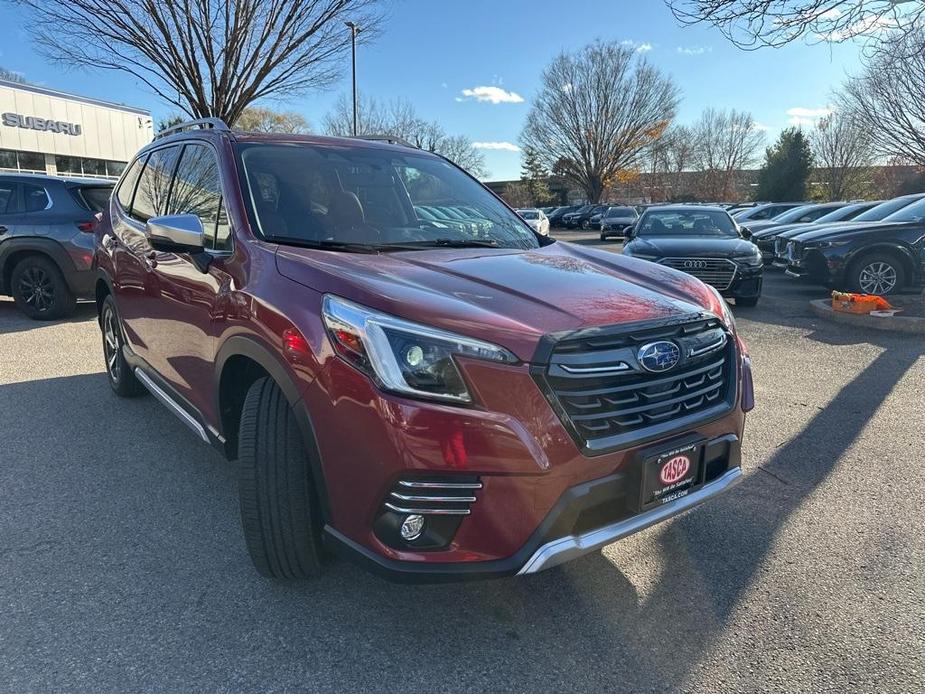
236;107;311;134
691;109;765;200
323;94;488;177
522;41;679;203
665;0;925;48
839;27;925;167
0;66;26;83
809;110;874;200
12;0;382;124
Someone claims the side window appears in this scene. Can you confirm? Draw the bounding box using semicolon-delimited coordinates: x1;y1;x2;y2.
132;147;180;223
168;143;230;251
0;183;16;215
22;184;50;213
116;157;145;212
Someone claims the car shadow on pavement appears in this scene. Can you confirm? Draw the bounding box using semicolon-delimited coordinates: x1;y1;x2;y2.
0;300;97;336
0;346;918;690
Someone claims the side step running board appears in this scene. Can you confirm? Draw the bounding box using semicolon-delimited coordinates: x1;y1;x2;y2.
134;368;209;443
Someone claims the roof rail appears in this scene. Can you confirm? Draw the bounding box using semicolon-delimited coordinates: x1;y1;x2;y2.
352;134;417;149
154;117;230;140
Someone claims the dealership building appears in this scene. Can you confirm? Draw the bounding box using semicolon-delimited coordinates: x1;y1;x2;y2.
0;78;153;180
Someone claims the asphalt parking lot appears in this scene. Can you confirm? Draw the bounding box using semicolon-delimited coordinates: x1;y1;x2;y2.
1;234;923;693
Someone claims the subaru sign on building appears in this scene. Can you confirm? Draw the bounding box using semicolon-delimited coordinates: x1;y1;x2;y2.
0;78;153;179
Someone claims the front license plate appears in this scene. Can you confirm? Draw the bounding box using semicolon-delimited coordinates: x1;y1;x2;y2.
641;442;702;508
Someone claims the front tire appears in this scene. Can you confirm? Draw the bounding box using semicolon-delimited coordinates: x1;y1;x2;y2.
849;253;905;296
581;219;590;230
11;255;76;320
101;295;146;397
238;377;323;579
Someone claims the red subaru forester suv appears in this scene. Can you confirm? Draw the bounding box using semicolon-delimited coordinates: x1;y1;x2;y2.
94;119;753;581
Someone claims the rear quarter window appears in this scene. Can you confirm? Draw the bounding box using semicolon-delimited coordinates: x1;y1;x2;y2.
116;157;145;213
22;184;50;213
73;185;114;213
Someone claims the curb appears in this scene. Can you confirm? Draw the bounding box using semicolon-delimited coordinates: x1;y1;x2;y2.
809;299;925;335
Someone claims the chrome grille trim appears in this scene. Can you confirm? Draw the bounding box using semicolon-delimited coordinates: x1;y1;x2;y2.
384;503;471;516
397;480;482;489
658;257;737;290
390;492;478;503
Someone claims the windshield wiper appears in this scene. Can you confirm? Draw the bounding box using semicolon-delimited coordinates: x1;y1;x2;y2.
267;236;381;254
380;238;502;249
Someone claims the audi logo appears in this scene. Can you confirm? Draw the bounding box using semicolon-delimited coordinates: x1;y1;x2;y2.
683;260;709;269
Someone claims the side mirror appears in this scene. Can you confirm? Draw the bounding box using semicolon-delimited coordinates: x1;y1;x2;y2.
145;214;205;253
739;226;752;240
624;224;636;240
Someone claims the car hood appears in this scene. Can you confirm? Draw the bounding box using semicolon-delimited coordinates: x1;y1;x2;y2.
275;241;725;361
743;220;783;233
751;222;814;240
625;236;756;258
791;220;912;243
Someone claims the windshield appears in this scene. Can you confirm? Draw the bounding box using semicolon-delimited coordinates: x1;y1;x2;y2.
636;209;737;237
519;210;539;220
814;202;872;224
235;143;539;251
855;196;924;222
606;206;636;218
882;197;925;223
770;204;830;224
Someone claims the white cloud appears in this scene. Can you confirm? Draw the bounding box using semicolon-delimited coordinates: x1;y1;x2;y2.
440;82;448;89
457;86;524;104
753;122;772;132
677;45;711;55
621;39;654;53
472;141;521;152
786;106;832;127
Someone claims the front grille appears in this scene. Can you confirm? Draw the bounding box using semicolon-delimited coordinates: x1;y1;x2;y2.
757;237;775;254
535;316;736;453
383;476;481;515
775;237;789;257
658;257;737;290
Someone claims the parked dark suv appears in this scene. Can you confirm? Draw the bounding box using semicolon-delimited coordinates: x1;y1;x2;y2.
95;119;753;581
0;173;112;319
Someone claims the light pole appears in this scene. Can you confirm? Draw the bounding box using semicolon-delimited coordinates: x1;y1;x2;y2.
345;21;360;136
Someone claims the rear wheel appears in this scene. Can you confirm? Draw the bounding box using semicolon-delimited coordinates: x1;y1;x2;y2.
850;253;905;296
238;377;323;579
11;255;75;320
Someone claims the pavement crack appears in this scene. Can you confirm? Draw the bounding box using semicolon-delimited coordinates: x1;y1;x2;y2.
757;465;790;485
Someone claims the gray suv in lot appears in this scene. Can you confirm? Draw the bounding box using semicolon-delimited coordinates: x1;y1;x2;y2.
0;174;113;319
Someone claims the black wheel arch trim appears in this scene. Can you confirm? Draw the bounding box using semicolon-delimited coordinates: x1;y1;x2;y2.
0;236;79;295
214;334;332;522
846;243;916;276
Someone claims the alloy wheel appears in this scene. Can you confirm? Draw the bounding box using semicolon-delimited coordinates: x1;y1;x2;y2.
17;266;55;313
103;308;121;381
858;262;898;295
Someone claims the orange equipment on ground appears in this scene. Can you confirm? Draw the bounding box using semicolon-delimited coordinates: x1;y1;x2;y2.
831;291;894;314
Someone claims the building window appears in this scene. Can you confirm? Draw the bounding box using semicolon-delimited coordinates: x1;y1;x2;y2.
0;149;47;174
54;154;127;179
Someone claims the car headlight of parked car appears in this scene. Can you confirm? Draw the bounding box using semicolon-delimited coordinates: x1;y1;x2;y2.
322;295;517;403
806;239;850;249
734;248;763;267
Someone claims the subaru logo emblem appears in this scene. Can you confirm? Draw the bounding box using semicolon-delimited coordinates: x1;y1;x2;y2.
637;341;681;373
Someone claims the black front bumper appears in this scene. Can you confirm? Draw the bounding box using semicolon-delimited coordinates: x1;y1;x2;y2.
324;434;742;583
720;266;763;299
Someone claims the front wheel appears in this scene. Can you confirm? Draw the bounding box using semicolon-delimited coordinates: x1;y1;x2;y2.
101;295;146;397
850;254;905;296
238;377;323;579
580;220;590;230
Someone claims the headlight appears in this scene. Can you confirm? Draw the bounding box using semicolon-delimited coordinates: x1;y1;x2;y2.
734;247;763;267
807;239;850;249
705;284;736;330
322;295;517;403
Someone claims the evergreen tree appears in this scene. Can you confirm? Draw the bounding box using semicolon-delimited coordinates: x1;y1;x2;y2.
520;147;553;206
755;128;814;201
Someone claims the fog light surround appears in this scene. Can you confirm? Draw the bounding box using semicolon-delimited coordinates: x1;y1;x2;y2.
400;514;425;541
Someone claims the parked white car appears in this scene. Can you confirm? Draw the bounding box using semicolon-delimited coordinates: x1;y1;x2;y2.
516;208;550;236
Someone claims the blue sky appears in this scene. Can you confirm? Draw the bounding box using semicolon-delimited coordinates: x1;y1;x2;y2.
0;0;864;180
